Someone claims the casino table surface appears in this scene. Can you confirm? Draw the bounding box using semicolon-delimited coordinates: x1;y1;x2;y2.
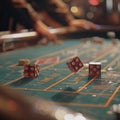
0;26;120;120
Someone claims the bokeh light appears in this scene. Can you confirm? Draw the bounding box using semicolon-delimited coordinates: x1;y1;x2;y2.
88;0;100;6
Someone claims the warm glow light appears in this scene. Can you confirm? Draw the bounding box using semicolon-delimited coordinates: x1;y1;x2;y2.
88;0;100;6
71;6;79;13
70;6;84;17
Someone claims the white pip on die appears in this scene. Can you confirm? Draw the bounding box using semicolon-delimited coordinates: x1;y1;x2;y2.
89;62;101;77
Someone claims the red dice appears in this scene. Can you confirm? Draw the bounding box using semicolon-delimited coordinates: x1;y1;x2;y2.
89;62;101;77
24;64;40;78
66;56;84;72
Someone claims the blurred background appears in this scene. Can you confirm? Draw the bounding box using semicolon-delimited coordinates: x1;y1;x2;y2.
63;0;120;25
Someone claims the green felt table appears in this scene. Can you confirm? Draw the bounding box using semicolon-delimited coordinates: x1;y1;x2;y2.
0;37;120;120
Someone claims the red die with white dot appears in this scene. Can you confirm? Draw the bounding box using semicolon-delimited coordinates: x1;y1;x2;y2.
66;56;84;72
24;64;39;78
89;62;101;77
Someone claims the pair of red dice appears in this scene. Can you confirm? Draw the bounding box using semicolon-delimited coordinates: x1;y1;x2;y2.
24;64;40;78
66;56;101;77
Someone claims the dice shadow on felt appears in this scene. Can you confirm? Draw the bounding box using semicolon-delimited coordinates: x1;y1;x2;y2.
52;87;78;102
88;76;102;85
88;76;101;80
10;78;34;87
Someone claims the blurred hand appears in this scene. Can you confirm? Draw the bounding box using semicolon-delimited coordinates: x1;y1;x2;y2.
35;21;58;45
11;0;58;45
70;19;97;30
44;32;58;45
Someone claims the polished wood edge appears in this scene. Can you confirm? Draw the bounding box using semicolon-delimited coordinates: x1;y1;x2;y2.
0;25;120;44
